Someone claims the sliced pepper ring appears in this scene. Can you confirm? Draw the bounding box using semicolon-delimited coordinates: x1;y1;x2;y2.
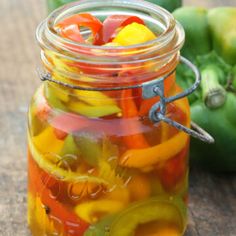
110;196;186;236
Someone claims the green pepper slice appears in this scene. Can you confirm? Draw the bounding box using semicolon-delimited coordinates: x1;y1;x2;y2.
84;196;186;236
74;132;101;166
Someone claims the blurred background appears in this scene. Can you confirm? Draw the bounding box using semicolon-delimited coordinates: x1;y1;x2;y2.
0;0;235;235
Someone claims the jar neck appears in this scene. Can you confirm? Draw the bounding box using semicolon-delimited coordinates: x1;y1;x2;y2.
37;0;184;89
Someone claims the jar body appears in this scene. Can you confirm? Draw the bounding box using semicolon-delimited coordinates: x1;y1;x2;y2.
28;1;189;235
28;79;190;236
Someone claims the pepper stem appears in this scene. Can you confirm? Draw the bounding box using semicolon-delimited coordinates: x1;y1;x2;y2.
232;66;236;91
201;65;226;109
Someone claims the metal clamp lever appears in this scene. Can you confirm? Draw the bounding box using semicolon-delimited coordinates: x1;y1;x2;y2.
38;55;214;143
147;56;214;144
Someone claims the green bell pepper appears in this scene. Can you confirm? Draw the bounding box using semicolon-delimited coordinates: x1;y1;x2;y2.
173;7;211;61
208;8;236;65
174;7;236;171
145;0;182;12
191;93;236;171
84;196;186;236
47;0;74;12
47;0;182;12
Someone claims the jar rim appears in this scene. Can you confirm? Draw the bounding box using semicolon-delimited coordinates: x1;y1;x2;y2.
36;0;185;63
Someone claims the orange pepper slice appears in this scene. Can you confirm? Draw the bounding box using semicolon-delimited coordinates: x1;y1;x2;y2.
120;89;149;149
119;131;188;168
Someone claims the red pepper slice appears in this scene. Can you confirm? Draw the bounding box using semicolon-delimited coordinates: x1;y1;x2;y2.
53;128;68;140
94;15;144;45
50;112;123;136
120;89;149;149
158;142;189;192
57;13;103;43
28;152;90;235
68;60;120;76
60;24;85;43
50;113;90;133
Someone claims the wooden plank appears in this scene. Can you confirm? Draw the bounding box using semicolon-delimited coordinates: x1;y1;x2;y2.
0;0;235;235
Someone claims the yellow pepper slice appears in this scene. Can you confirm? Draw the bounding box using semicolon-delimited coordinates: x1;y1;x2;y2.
119;131;188;168
28;193;57;235
104;185;130;204
46;50;96;83
75;199;125;224
45;83;70;103
113;22;156;46
127;174;151;201
160;122;170;143
72;89;117;107
174;85;191;123
32;127;65;156
45;50;77;74
67;100;121;118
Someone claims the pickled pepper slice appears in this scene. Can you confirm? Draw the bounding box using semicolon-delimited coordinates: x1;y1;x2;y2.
120;131;188;168
113;22;156;46
28;193;57;235
94;15;144;45
57;13;103;43
67;100;121;118
158;142;189;192
75;199;125;223
84;196;186;236
109;197;186;236
120;89;149;149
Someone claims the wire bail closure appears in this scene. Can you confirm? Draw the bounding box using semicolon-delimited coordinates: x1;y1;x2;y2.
38;56;214;143
146;56;214;144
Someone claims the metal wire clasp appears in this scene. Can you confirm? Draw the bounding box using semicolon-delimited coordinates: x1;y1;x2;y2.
143;56;214;144
38;56;214;143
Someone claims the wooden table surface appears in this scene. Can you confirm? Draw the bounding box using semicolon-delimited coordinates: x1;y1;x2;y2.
0;0;235;235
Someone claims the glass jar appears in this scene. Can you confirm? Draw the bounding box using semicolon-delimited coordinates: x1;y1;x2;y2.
27;1;205;235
